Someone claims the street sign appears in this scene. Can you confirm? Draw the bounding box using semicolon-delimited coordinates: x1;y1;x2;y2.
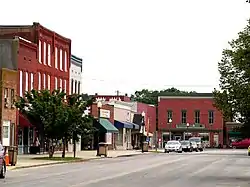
146;137;150;142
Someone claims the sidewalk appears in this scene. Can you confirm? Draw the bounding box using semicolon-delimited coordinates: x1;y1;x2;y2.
8;150;145;170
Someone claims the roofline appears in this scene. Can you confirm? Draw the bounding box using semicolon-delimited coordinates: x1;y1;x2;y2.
158;93;213;100
0;25;32;28
71;54;82;64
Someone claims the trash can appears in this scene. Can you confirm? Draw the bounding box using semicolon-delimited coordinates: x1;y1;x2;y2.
97;142;108;157
142;141;149;152
8;146;18;166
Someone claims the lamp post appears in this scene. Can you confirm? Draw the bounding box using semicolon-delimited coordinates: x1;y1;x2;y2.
184;123;189;140
168;119;172;140
141;111;145;152
96;101;102;156
186;123;190;140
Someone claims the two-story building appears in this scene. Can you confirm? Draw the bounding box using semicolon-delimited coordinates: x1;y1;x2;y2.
158;93;224;148
0;22;71;154
70;55;82;94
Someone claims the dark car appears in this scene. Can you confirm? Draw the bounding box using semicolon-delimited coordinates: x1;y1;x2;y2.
0;143;6;178
180;141;192;152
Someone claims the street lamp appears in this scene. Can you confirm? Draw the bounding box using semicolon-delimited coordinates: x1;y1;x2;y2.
168;118;172;140
96;101;102;156
141;111;145;152
186;123;190;140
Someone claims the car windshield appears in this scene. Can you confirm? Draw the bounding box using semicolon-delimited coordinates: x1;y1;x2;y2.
167;141;179;145
180;141;189;145
189;138;201;142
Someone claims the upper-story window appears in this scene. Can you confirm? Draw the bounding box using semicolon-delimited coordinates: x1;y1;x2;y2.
78;81;81;94
25;72;28;91
55;47;58;69
167;110;173;123
48;44;51;66
74;80;77;93
55;77;58;90
71;79;74;94
59;49;63;71
64;51;67;72
43;73;46;89
30;73;34;90
194;110;200;124
48;75;51;90
43;42;46;65
38;40;42;64
208;110;214;124
10;89;15;106
64;80;67;93
59;78;63;91
38;72;41;90
181;110;187;124
19;71;23;96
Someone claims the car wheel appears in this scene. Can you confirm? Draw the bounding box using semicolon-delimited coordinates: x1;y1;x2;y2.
248;152;250;156
195;149;198;152
0;163;6;179
190;148;193;152
233;146;236;149
200;149;203;152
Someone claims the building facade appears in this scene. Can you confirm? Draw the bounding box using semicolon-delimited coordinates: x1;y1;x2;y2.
0;23;71;154
158;93;224;148
0;69;18;148
70;55;82;94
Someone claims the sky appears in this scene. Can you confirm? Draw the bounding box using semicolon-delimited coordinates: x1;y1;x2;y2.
1;0;250;95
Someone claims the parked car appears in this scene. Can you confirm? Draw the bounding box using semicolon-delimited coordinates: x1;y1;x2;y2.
165;140;182;153
180;141;192;152
231;139;250;149
189;137;204;151
190;141;198;152
0;143;6;179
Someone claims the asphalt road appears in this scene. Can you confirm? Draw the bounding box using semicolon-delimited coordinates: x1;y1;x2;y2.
1;149;250;187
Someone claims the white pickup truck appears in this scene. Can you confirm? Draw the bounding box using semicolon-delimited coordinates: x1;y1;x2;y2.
189;137;204;151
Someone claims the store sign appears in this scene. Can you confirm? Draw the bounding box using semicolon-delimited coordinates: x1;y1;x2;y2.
100;109;110;118
105;133;112;144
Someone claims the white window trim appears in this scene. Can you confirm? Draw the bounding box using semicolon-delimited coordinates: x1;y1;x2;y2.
64;80;67;93
55;77;58;90
59;78;62;91
55;47;58;69
30;73;34;90
59;49;63;71
43;73;46;89
38;72;41;90
43;42;46;65
25;72;29;91
48;44;51;66
64;51;67;72
38;40;42;64
48;75;50;90
20;71;23;96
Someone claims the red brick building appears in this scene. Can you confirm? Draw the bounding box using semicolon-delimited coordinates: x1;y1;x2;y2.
158;93;224;147
0;23;71;154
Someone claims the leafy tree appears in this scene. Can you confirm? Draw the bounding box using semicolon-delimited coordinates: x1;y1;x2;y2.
131;87;196;105
213;19;250;138
15;89;67;157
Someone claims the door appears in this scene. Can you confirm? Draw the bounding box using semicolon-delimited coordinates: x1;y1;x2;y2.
2;120;10;146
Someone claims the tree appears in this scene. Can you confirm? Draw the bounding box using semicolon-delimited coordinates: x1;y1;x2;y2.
213;19;250;138
131;87;196;105
15;89;68;157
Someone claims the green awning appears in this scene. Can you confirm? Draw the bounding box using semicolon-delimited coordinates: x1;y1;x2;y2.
228;131;241;137
96;118;118;133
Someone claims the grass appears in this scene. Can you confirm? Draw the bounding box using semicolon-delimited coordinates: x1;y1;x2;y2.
32;157;83;161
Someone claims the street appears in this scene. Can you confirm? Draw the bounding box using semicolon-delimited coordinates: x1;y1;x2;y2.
1;150;250;187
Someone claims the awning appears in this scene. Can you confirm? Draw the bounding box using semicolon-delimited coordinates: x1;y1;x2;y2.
19;114;32;127
228;131;241;137
114;120;139;129
96;118;118;133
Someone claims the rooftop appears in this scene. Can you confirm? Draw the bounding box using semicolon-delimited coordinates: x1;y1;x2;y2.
158;93;213;100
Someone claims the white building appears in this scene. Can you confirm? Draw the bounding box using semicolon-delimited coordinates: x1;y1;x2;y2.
70;55;82;94
68;54;83;152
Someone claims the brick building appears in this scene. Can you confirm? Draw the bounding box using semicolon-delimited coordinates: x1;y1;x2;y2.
0;69;18;148
0;22;71;154
158;93;224;148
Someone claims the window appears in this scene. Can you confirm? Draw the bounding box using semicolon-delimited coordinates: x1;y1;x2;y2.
64;80;67;93
209;111;214;124
47;75;50;90
59;79;62;91
181;110;187;124
71;79;74;94
38;40;42;63
55;77;58;89
20;71;23;96
48;44;51;66
25;72;28;91
3;126;9;138
43;42;46;65
4;88;8;98
10;89;14;106
38;72;41;90
167;110;172;123
64;51;67;72
194;110;200;124
59;49;63;70
74;80;77;93
43;73;46;89
78;81;81;94
30;73;34;90
55;47;58;69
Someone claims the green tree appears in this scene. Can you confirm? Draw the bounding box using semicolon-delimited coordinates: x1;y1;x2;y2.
15;89;67;157
131;87;196;105
213;19;250;137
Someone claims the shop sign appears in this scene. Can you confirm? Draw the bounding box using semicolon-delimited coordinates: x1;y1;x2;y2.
100;109;110;118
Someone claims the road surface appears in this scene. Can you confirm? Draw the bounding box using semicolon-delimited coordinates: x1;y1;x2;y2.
1;149;250;187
